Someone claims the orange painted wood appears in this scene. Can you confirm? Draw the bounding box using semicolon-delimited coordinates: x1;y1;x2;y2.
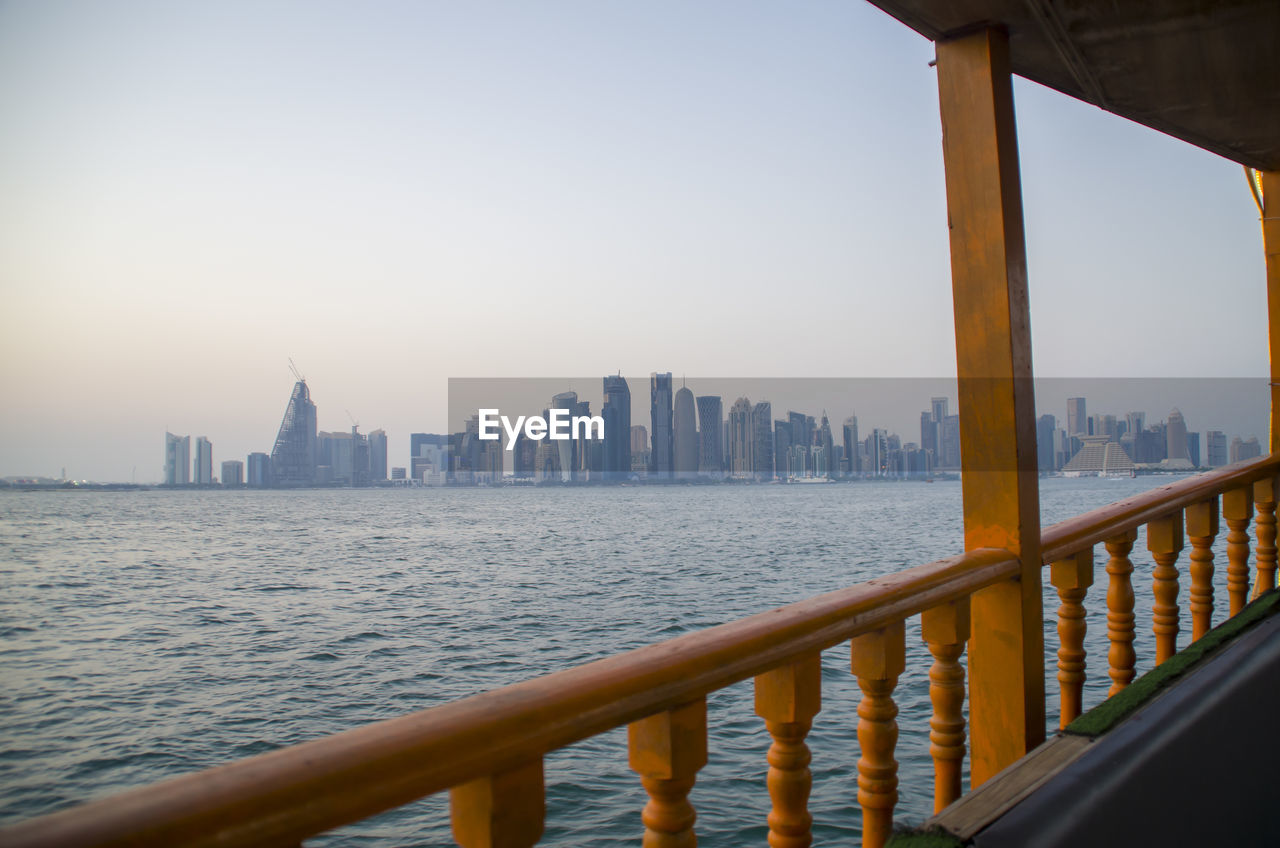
1263;171;1280;452
754;654;821;848
1186;499;1220;641
450;759;544;848
1040;454;1280;565
921;599;970;812
1049;550;1093;727
1104;530;1138;696
1222;487;1254;616
852;621;906;848
628;699;707;848
1254;476;1279;598
1146;514;1184;664
936;25;1044;786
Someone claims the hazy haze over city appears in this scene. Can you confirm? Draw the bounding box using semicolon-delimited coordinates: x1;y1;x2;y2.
0;1;1268;482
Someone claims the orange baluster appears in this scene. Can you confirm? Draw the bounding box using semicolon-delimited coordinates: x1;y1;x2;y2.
1254;476;1279;598
450;759;545;848
754;655;821;848
1186;499;1220;641
629;699;707;848
921;599;970;812
851;621;905;848
1104;530;1138;696
1223;487;1254;616
1050;549;1093;726
1147;514;1184;665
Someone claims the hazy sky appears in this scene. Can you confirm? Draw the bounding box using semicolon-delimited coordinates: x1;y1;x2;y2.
0;2;1269;481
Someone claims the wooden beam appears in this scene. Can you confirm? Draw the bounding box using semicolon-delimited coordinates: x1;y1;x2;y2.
1263;171;1280;453
936;26;1045;785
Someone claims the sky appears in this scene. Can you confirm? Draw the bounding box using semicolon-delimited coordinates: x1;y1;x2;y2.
0;1;1269;482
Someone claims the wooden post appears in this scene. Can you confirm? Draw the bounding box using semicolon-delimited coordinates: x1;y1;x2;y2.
1186;499;1220;641
1254;475;1279;598
1223;487;1254;616
1261;171;1280;452
1104;530;1138;696
450;759;545;848
1147;514;1184;664
936;26;1044;785
1049;549;1092;726
852;622;906;848
629;699;707;848
921;599;970;812
754;655;821;848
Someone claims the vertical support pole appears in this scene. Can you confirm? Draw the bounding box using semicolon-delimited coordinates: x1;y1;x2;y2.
1186;498;1220;641
1049;549;1093;727
936;26;1044;785
629;699;707;848
1254;475;1279;598
851;621;906;848
1147;514;1184;665
1223;486;1254;615
450;759;545;848
1104;530;1138;696
1260;171;1280;452
754;654;822;848
921;599;970;812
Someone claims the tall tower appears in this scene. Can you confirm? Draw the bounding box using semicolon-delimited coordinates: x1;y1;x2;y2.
270;380;318;486
649;373;674;478
164;432;190;485
753;401;774;480
368;429;388;482
696;396;723;475
1066;397;1087;436
1166;408;1189;460
673;384;698;478
728;397;753;476
602;375;632;480
193;437;213;484
843;415;860;475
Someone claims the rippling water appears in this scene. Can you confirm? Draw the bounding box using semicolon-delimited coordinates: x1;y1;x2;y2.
0;478;1243;844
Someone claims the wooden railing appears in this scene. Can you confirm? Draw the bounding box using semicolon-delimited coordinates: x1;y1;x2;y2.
4;455;1280;848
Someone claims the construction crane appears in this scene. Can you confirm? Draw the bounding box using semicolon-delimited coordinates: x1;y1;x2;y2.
345;409;359;431
288;358;305;383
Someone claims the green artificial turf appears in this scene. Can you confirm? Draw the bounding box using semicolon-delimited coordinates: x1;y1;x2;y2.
885;826;967;848
1066;588;1280;737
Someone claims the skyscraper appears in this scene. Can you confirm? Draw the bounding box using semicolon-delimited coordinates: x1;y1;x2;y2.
843;415;860;475
602;375;632;480
931;397;948;426
163;432;190;485
221;460;244;486
728;397;753;476
193;436;213;484
649;373;674;478
1036;414;1057;471
752;401;774;480
696;396;723;475
1206;430;1228;467
1066;397;1087;436
247;452;271;487
1166;408;1189;461
673;384;698;478
270;380;318;487
368;429;388;482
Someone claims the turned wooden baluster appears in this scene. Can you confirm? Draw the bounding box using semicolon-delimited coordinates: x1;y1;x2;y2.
1254;476;1280;599
1104;529;1138;696
450;758;545;848
851;621;905;848
754;654;821;848
1223;487;1254;616
1050;549;1093;727
921;599;969;812
1186;499;1220;641
629;698;707;848
1147;514;1184;665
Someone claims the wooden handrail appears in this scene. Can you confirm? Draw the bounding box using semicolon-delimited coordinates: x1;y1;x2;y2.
1;548;1020;848
1040;454;1280;564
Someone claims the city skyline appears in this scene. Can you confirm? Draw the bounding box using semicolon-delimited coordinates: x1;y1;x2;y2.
0;3;1271;482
